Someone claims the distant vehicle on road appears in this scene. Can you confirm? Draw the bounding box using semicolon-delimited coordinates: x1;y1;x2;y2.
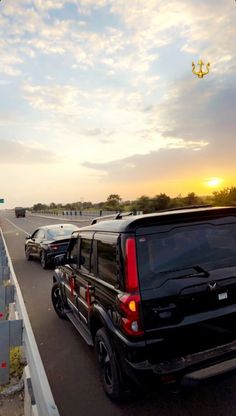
15;207;26;218
25;224;79;269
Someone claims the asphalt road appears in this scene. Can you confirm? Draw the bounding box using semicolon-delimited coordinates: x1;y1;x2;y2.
1;210;236;416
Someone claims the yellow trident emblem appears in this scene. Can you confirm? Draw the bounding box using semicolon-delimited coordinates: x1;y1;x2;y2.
192;60;210;78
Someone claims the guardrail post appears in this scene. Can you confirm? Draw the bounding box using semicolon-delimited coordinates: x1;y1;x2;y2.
0;255;8;267
0;281;23;385
0;266;10;284
0;285;14;319
0;320;23;384
0;321;10;384
0;237;23;386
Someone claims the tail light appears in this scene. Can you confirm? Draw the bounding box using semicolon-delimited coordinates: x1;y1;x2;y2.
118;293;143;336
49;244;59;251
125;238;139;293
118;238;144;337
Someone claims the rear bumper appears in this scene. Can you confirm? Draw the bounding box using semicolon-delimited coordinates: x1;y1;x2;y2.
46;251;65;263
124;338;236;382
112;318;236;385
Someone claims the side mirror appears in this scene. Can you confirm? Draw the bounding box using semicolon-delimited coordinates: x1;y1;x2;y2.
25;235;31;240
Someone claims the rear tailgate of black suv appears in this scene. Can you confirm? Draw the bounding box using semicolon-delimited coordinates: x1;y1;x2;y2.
136;215;236;371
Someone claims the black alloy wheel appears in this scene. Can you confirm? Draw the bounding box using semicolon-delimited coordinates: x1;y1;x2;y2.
95;328;124;401
51;282;68;319
40;250;48;269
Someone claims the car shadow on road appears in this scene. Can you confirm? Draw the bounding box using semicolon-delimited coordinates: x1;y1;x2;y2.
116;370;236;416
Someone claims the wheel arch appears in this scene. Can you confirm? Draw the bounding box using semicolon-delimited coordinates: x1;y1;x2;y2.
90;304;117;343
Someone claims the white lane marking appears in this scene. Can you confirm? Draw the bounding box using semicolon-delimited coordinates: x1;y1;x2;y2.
4;217;29;235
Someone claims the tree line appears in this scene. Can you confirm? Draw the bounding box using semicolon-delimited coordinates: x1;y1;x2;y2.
30;186;236;214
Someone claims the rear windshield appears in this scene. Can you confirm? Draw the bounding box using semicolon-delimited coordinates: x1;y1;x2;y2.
47;226;77;239
136;219;236;289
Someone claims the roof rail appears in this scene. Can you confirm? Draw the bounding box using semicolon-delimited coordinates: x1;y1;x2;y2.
90;211;133;225
157;204;212;213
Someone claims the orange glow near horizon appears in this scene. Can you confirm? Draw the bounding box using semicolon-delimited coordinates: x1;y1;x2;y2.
114;176;235;201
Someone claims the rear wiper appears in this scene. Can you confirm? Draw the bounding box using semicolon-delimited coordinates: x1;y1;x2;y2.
159;265;210;279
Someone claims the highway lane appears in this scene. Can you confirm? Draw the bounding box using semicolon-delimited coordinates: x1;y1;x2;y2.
1;210;236;416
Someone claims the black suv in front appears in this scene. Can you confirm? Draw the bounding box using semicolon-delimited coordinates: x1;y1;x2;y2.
51;206;236;400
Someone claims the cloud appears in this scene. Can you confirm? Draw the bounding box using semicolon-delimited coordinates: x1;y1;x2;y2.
109;0;236;80
80;46;236;186
1;0;236;80
153;77;236;149
83;128;102;136
81;141;234;185
22;84;87;117
0;139;57;164
22;82;145;128
33;0;68;11
0;54;22;76
82;128;114;138
77;0;109;14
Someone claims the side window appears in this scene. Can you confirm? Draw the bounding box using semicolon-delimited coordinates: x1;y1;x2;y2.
37;230;45;239
96;234;118;286
32;229;44;239
79;238;92;273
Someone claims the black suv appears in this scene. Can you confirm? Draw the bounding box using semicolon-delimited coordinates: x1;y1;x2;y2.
51;206;236;400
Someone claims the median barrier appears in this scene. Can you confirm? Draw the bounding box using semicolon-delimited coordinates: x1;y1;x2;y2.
0;229;60;416
32;209;118;217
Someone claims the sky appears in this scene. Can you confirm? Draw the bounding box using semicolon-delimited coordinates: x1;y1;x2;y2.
0;0;236;208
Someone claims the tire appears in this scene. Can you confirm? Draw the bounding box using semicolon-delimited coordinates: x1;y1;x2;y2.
25;248;32;261
40;250;48;269
95;328;125;401
51;282;68;320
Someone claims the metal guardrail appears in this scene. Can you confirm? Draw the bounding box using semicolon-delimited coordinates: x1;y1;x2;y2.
0;229;60;416
31;209;117;217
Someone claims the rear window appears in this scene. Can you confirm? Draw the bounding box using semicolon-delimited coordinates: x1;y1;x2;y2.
136;219;236;289
47;226;77;239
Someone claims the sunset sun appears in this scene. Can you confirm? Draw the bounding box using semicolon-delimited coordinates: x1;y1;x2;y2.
205;178;223;188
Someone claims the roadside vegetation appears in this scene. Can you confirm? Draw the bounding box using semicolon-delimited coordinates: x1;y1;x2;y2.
29;186;236;215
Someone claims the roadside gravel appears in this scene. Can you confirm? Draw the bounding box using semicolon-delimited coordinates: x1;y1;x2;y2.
0;391;24;416
0;376;24;416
